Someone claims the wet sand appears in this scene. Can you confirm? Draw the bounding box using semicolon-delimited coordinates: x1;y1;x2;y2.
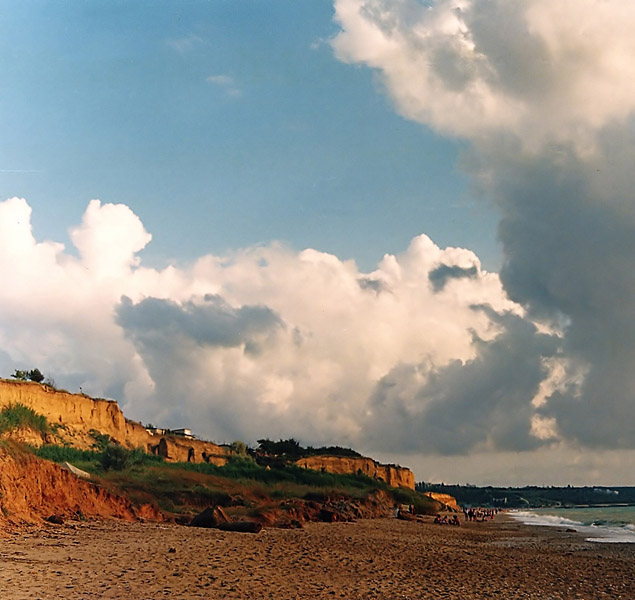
1;515;634;599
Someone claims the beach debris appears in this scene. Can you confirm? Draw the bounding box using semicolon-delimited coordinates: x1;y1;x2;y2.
217;521;263;534
397;512;420;522
61;462;92;480
190;506;230;528
45;514;65;525
189;506;262;533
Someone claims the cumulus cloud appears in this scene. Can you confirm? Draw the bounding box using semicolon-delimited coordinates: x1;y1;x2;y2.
0;189;631;475
332;0;635;152
332;0;635;454
2;196;543;450
365;309;561;455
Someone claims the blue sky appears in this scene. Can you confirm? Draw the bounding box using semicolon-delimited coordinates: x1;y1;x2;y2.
1;0;634;485
0;0;498;271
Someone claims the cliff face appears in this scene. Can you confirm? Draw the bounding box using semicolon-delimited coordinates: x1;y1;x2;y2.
0;446;161;528
424;492;461;511
154;437;228;466
295;455;415;490
0;379;229;465
0;381;419;485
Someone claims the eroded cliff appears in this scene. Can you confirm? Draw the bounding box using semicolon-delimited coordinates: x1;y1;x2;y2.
0;446;161;529
295;455;415;490
0;380;419;487
0;379;229;465
424;492;461;511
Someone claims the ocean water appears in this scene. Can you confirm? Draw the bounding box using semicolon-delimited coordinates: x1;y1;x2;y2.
510;505;635;543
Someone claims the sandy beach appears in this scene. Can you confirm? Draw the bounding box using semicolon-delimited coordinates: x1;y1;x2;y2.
1;515;634;599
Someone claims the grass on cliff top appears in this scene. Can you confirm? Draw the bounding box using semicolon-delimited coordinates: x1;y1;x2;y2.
34;443;163;473
0;403;49;435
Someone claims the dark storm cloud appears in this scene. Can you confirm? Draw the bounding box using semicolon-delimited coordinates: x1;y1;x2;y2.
115;294;286;441
333;0;635;453
117;294;284;350
473;135;635;449
363;308;561;454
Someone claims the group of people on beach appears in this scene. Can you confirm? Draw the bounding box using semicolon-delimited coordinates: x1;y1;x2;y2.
463;507;499;522
433;514;461;526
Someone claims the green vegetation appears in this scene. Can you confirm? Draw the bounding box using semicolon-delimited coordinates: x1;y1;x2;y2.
88;429;111;451
35;444;100;464
256;438;362;461
0;404;430;522
30;440;436;520
175;457;382;491
95;458;436;518
100;444;164;471
11;368;45;383
33;442;164;473
0;403;49;434
230;440;253;460
0;380;430;523
418;482;635;508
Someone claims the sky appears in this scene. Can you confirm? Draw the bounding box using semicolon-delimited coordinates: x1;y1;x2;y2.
1;0;634;486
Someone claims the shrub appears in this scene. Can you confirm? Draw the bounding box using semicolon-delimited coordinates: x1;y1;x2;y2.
230;440;254;461
389;487;439;515
100;444;136;471
89;429;111;452
99;444;162;471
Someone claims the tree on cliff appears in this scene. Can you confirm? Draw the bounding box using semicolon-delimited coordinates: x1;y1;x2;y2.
257;438;303;458
10;368;45;383
27;368;45;383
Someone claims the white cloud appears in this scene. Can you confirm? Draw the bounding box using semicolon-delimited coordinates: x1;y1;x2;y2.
1;197;633;482
70;199;151;281
0;197;526;447
331;0;635;457
206;74;242;97
332;0;635;153
166;34;205;54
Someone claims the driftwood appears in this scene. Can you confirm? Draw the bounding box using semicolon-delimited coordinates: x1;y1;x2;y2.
189;506;261;533
397;510;417;522
189;506;229;528
217;521;263;533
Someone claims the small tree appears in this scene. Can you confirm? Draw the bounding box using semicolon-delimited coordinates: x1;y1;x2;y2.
231;440;248;457
27;368;45;383
10;368;45;383
257;438;303;458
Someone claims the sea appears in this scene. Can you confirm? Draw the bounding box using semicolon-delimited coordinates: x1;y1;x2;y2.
509;505;635;543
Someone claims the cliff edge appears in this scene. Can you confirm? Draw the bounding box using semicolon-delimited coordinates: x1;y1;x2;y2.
0;379;229;465
0;379;417;491
296;455;415;490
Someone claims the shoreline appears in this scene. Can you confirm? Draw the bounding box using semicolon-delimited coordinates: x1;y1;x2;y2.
507;505;635;544
1;515;634;599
